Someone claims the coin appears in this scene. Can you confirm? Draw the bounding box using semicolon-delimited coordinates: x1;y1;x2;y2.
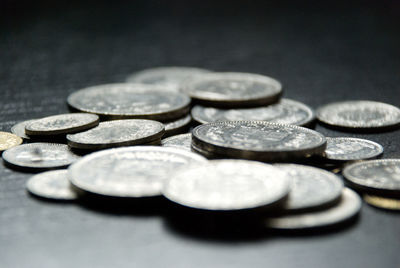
26;170;80;200
11;119;37;139
67;119;165;150
25;113;99;136
67;83;191;121
324;137;383;162
68;146;207;197
181;72;282;107
164;114;192;137
161;133;192;151
363;194;400;211
162;160;290;211
343;159;400;195
191;98;315;126
316;100;400;131
2;143;80;170
192;121;326;162
0;132;23;151
265;188;362;230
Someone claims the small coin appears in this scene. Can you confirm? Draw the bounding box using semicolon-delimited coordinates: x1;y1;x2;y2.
363;194;400;211
324;137;383;162
0;132;23;151
316;100;400;131
161;133;192;151
3;143;80;170
68;146;207;197
67;83;191;121
164;114;192;137
191;99;315;126
11;119;37;139
265;188;362;230
67;119;165;150
26;170;80;200
181;72;282;108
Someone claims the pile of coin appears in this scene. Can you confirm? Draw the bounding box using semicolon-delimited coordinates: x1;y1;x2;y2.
1;66;400;234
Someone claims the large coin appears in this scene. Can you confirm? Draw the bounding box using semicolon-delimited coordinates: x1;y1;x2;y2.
0;132;23;151
11;119;37;139
3;143;80;170
265;188;362;230
67;119;165;150
316;100;400;131
181;72;282;108
68;146;207;197
363;194;400;211
164;114;192;137
162;160;290;211
192;121;326;162
67;83;191;121
161;133;192;151
191;99;315;126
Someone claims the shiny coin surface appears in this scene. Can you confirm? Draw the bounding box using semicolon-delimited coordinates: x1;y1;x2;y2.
0;132;23;151
363;194;400;211
68;146;207;197
191;98;315;126
67;83;191;121
265;188;361;230
67;119;165;150
316;100;400;131
3;143;80;169
192;121;326;162
324;137;383;162
181;72;282;107
25;113;99;136
276;164;343;211
26;170;79;200
161;133;192;151
164;114;192;137
11;119;37;139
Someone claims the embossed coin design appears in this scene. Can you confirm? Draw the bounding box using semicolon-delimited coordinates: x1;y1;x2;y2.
161;133;192;151
363;195;400;211
11;119;37;139
0;132;23;151
164;114;192;137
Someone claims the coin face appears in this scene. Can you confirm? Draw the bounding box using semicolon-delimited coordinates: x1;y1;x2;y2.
68;146;207;197
343;159;400;194
363;195;400;211
0;132;23;151
162;160;290;211
11;119;37;139
2;143;80;169
265;188;362;230
181;72;282;107
67;83;191;121
164;114;192;137
26;170;79;200
25;113;99;136
324;137;383;162
192;121;326;162
275;164;343;211
316;101;400;130
161;133;192;151
191;99;315;126
67;119;165;150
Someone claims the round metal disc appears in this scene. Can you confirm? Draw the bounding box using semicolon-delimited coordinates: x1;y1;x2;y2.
164;114;192;137
0;131;23;151
161;133;192;151
363;194;400;211
11;119;37;139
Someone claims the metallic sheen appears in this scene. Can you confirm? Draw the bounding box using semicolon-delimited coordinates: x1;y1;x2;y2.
324;137;383;161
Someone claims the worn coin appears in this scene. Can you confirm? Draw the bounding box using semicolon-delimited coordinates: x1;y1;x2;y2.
161;133;192;151
0;132;23;151
363;194;400;211
11;119;37;139
68;146;207;197
164;114;192;137
67;119;165;150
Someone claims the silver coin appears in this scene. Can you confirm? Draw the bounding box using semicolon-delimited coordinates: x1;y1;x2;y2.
162;160;290;211
26;170;79;200
161;133;192;151
68;146;207;197
343;159;400;195
324;137;383;162
275;164;343;211
2;143;80;169
265;188;361;230
191;98;315;126
11;119;37;139
192;121;326;162
67;83;191;121
316;100;400;131
67;119;165;150
181;72;282;107
25;113;99;136
164;114;192;137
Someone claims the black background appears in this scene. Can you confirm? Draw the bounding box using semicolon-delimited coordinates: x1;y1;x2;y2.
1;1;400;267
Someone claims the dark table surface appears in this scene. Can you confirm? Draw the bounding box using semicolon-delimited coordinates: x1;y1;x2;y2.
1;1;400;267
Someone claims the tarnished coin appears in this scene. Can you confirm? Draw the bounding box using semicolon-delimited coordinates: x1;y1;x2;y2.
343;159;400;195
161;133;192;151
163;160;290;211
363;194;400;211
67;119;165;150
26;170;80;200
316;100;400;131
11;119;37;139
265;188;362;230
25;113;99;136
324;137;383;162
68;146;207;197
67;83;191;121
3;143;80;170
192;121;326;162
181;72;282;108
191;99;315;126
0;132;23;151
164;114;192;137
275;164;343;211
